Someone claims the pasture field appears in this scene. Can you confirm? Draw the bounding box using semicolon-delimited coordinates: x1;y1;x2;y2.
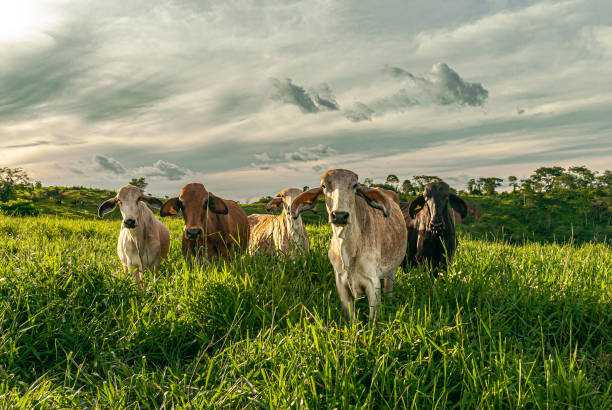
0;215;611;408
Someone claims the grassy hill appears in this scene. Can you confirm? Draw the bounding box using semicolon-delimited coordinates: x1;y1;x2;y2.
5;184;612;244
0;215;610;407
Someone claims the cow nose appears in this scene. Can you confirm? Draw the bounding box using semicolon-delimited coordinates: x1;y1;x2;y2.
186;228;202;239
123;219;137;228
331;211;350;225
429;221;444;231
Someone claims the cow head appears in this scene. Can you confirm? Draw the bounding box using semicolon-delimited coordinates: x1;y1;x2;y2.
160;183;228;239
409;180;467;234
291;169;392;226
266;187;305;229
97;185;163;229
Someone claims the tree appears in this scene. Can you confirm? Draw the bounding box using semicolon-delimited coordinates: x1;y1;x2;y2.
401;179;416;196
385;174;399;187
129;177;148;190
555;173;577;190
0;167;31;202
596;170;612;188
567;166;596;189
508;176;519;192
362;178;374;187
413;175;440;192
302;186;309;191
477;177;503;195
530;166;565;191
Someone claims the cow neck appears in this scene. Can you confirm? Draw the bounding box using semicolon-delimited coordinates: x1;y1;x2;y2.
331;213;361;271
281;208;304;245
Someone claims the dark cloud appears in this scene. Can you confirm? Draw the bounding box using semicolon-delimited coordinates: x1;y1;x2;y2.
271;78;319;113
4;140;51;149
345;102;375;122
270;79;340;113
94;155;126;174
284;144;336;161
386;63;488;107
344;89;419;122
310;83;340;111
137;160;188;181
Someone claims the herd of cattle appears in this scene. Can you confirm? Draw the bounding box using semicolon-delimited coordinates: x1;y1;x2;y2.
98;169;468;322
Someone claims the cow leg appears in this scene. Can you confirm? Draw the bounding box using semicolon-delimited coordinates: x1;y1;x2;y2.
335;274;355;324
365;277;382;322
383;270;396;299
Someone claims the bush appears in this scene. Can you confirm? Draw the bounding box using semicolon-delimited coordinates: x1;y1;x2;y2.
0;199;39;216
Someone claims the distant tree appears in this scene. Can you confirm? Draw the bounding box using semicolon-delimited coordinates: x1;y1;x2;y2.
467;178;477;194
129;177;148;190
302;186;309;192
401;179;416;196
385;174;399;187
0;167;31;202
520;178;534;193
508;176;519;192
596;170;612;188
35;180;42;189
567;166;596;189
555;173;577;190
530;166;565;191
413;175;440;191
478;177;503;195
362;178;374;187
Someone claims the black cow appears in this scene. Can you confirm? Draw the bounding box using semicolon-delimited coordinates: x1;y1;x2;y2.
400;180;468;276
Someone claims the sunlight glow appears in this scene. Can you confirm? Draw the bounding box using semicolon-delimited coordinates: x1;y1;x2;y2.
0;1;60;43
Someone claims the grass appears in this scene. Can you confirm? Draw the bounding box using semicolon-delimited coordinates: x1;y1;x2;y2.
0;215;610;408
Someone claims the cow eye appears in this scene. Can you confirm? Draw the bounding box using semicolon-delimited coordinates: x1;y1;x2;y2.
352;183;358;189
321;184;326;189
137;197;143;202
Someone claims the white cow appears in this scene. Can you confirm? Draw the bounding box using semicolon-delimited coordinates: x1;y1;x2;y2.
98;185;170;288
291;169;407;322
248;188;309;255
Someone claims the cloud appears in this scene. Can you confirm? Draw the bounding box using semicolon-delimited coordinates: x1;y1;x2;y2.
94;155;126;174
270;78;319;113
344;89;418;122
387;63;488;107
309;83;340;111
254;152;271;161
345;102;375;122
135;160;188;181
270;79;339;113
284;144;337;161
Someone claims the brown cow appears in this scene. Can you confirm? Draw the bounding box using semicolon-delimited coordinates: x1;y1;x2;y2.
400;180;467;276
160;183;249;261
292;169;407;322
248;188;309;255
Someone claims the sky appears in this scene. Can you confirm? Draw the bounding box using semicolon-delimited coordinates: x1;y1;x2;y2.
1;0;611;201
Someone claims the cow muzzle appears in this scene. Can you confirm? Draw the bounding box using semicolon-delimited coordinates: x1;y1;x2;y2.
186;228;202;239
123;218;137;229
429;221;445;234
331;211;350;225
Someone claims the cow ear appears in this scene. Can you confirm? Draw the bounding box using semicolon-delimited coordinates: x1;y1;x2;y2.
409;195;426;218
450;194;468;218
141;195;163;209
98;198;117;218
206;194;229;215
356;185;392;217
265;196;283;211
160;197;181;217
291;186;323;219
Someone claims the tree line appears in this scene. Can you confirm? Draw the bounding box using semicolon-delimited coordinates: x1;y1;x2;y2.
363;165;612;196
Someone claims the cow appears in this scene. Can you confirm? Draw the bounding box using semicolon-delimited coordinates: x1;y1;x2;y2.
98;185;170;288
248;188;309;255
160;183;249;261
291;169;407;322
400;179;467;276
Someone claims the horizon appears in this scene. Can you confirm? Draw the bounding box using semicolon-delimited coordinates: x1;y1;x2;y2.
2;0;611;202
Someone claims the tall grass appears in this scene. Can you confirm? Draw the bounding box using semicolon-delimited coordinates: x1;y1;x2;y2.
0;215;610;408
